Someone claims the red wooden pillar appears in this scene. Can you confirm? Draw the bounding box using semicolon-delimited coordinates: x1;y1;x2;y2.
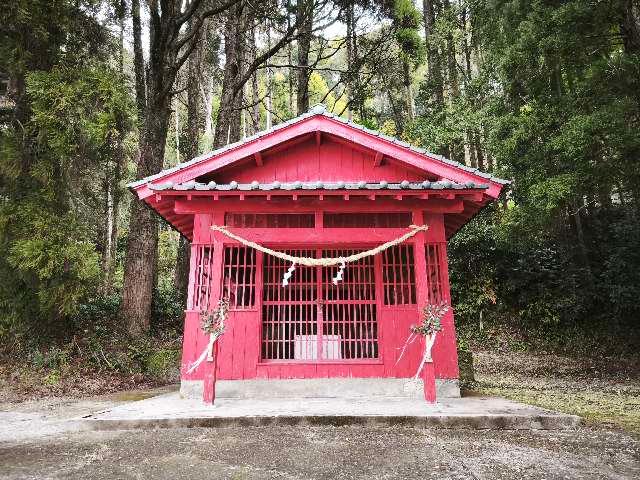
202;211;225;405
203;342;219;404
412;210;437;403
422;359;437;403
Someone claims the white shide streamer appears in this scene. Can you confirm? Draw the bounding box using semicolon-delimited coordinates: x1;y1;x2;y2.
396;331;438;379
186;329;224;374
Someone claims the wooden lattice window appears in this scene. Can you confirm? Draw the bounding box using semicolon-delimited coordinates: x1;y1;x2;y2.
425;243;448;303
222;246;257;309
190;245;214;311
262;249;317;360
382;245;417;305
225;213;315;228
323;212;412;228
321;249;378;360
261;248;379;361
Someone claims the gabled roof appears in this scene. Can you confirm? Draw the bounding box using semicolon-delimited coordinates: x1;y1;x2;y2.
128;104;509;200
128;105;510;240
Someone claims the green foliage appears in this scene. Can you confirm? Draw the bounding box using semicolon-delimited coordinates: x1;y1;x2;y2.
0;1;134;340
27;67;131;163
308;72;348;113
391;0;425;63
449;203;640;355
404;0;640;354
152;285;185;334
6;209;101;317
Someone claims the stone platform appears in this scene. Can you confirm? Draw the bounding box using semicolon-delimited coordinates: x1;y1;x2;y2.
83;392;581;431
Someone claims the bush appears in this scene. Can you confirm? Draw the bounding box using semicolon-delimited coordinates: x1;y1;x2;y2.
144;348;181;380
449;203;640;355
152;285;185;335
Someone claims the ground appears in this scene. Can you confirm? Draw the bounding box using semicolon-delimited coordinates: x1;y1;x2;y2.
1;352;639;479
1;419;639;479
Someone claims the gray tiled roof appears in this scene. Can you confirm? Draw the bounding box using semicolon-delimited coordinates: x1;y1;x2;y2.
148;180;489;192
129;104;509;189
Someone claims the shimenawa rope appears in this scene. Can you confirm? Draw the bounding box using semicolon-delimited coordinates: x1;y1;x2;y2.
210;224;429;267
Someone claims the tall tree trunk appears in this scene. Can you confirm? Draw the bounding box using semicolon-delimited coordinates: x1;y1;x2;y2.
621;0;640;109
402;59;415;122
296;0;313;114
571;200;595;289
475;131;485;170
423;0;449;158
346;3;354;121
387;89;403;133
105;145;122;293
249;25;260;134
213;5;246;148
461;4;477;168
443;0;459;99
443;0;462;161
202;30;220;150
423;0;444;107
121;102;170;334
265;25;273;129
621;0;640;54
103;0;126;294
203;75;215;143
121;0;176;334
120;0;237;334
286;0;295;116
175;18;208;305
131;0;146;125
174;97;180;163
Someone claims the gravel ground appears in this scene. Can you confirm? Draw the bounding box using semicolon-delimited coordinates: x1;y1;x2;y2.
1;423;639;479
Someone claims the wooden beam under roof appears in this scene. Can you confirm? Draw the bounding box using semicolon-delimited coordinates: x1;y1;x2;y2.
174;197;465;215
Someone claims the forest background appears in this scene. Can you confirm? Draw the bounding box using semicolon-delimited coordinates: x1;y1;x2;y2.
1;0;639;394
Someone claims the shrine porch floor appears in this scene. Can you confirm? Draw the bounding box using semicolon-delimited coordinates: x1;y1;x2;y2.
82;391;580;430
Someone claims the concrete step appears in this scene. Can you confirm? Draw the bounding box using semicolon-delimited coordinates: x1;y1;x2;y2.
180;378;460;399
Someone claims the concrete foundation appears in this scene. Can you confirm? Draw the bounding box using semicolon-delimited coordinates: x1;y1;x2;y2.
84;392;581;431
180;378;461;400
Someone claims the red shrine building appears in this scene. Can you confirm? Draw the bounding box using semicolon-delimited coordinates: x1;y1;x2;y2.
129;105;508;402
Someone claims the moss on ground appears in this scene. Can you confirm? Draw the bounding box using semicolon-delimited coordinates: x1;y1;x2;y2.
472;383;640;434
467;352;640;435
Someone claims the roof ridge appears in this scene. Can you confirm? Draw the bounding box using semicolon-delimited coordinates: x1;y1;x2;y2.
148;179;490;192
